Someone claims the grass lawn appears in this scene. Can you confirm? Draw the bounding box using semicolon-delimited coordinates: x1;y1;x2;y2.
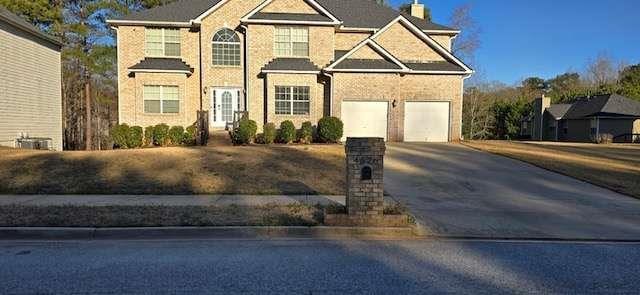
0;145;346;195
463;140;640;199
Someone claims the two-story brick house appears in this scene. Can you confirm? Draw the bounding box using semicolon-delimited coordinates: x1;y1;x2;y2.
108;0;472;142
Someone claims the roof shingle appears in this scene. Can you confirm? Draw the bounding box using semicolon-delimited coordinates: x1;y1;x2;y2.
562;94;640;119
262;58;321;72
0;6;62;47
129;58;194;73
333;58;402;70
249;12;333;22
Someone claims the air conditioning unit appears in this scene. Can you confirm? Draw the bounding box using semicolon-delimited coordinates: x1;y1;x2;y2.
16;137;52;150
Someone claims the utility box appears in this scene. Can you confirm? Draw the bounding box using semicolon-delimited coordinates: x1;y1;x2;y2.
345;137;386;216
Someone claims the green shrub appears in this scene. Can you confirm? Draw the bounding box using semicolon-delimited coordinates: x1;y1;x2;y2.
127;126;144;148
298;121;313;144
168;126;185;145
233;119;257;144
153;124;170;146
263;122;277;144
111;124;130;149
278;120;296;144
317;117;343;143
144;126;155;146
183;125;197;145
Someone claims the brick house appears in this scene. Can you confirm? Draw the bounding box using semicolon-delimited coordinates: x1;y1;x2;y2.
107;0;472;142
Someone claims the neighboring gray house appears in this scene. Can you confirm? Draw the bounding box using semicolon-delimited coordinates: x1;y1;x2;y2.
526;94;640;143
0;7;63;150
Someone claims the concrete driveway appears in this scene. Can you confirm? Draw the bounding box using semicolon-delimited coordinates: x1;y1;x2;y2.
384;143;640;240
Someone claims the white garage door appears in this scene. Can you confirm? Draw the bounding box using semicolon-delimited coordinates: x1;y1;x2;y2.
341;101;388;141
404;101;450;142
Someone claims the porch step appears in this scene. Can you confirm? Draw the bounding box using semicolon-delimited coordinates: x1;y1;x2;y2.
208;130;233;147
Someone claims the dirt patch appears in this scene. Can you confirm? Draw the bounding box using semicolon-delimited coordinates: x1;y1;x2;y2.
463;141;640;199
0;145;345;195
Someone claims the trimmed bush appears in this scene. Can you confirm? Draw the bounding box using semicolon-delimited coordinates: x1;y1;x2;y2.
127;126;144;148
263;122;277;144
184;125;197;145
144;126;155;146
233;119;257;144
317;116;343;143
278;120;296;144
153;124;170;146
111;124;130;149
298;121;313;144
168;126;185;145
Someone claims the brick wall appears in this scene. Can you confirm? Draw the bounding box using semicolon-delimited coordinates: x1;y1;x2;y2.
332;73;463;141
374;22;445;62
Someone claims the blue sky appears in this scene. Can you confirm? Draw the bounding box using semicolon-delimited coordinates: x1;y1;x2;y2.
388;0;640;85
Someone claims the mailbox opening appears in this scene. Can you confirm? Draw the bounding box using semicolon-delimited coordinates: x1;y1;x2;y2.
361;166;373;180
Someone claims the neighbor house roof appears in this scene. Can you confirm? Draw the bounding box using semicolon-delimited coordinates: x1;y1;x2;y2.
109;0;458;32
0;6;62;48
261;58;321;73
563;94;640;119
128;57;194;75
545;104;572;120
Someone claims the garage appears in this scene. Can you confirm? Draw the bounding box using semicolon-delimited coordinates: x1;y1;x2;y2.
341;101;388;141
404;101;450;142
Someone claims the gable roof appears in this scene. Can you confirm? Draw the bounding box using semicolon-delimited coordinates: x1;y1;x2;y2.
261;58;321;73
325;15;472;75
545;104;572;120
325;39;409;72
561;94;640;119
128;57;194;75
107;0;458;33
241;0;340;25
0;6;62;48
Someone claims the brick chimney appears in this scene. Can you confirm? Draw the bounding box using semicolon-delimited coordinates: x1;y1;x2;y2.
411;0;425;19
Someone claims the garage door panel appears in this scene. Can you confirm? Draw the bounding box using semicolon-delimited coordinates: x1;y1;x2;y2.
341;101;388;141
404;101;450;142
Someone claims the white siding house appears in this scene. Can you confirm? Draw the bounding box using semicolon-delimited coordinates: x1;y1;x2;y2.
0;7;63;150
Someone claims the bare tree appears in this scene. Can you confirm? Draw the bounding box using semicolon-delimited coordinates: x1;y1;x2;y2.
586;52;622;87
449;3;480;65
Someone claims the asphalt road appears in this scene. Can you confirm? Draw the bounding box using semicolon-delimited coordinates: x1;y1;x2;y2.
1;238;639;294
384;143;640;240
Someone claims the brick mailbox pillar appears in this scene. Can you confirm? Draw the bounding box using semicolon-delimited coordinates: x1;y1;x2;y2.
345;137;386;216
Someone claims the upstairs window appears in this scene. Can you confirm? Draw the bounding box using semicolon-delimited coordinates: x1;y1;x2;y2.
275;27;308;57
143;85;180;114
275;86;310;115
145;28;181;57
212;28;241;66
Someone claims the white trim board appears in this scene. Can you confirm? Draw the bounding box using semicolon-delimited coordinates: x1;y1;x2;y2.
324;39;409;72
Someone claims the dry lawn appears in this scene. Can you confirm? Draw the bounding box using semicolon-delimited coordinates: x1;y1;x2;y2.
464;141;640;199
0;145;346;195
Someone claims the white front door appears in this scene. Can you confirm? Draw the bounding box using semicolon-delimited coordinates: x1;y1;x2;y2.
212;88;239;128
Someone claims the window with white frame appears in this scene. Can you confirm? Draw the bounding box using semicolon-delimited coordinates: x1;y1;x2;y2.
145;28;181;57
275;86;310;115
274;27;308;57
212;28;241;66
143;85;180;114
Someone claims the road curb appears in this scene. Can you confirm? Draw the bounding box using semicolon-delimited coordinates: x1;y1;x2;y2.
0;226;419;241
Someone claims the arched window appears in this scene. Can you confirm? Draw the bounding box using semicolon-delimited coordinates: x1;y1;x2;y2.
212;28;240;66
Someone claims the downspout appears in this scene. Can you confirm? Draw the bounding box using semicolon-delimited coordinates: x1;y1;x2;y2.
322;72;333;117
241;24;249;113
197;24;204;111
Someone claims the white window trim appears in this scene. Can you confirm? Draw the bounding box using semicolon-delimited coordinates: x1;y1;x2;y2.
274;26;309;58
275;86;310;115
143;85;180;114
212;28;241;67
145;28;181;58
